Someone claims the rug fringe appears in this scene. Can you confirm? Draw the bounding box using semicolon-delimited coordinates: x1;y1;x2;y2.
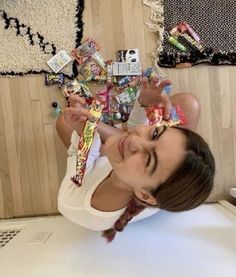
143;0;165;75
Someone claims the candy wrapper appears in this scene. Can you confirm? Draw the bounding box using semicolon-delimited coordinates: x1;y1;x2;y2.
45;73;65;86
109;103;132;122
80;59;107;82
112;62;142;76
106;61;114;84
96;84;113;124
117;67;154;88
96;90;110;113
115;87;138;104
91;51;106;70
117;49;140;63
169;27;203;52
146;105;187;127
71;38;100;65
47;50;72;73
63;80;93;106
71;100;103;187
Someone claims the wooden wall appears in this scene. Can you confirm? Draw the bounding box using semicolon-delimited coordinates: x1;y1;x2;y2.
0;0;235;218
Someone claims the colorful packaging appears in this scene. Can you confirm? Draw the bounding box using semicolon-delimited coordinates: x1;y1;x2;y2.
96;89;110;113
146;105;187;127
45;73;65;86
115;87;138;104
177;23;187;33
167;36;187;52
117;49;140;63
117;67;154;88
146;106;165;126
143;67;153;78
118;76;130;86
71;100;103;187
91;51;106;70
63;80;93;105
47;50;72;73
182;22;200;42
80;59;107;81
170;27;203;51
168;105;187;126
178;34;203;52
116;83;130;94
163;85;172;95
106;61;113;83
112;62;142;76
96;84;113;124
118;103;133;115
71;38;100;65
112;112;122;120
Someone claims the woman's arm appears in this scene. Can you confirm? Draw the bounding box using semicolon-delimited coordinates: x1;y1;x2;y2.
63;94;124;143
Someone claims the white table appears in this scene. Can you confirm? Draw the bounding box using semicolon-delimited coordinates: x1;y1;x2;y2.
1;201;236;277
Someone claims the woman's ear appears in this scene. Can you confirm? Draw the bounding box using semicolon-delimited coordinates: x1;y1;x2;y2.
134;189;157;206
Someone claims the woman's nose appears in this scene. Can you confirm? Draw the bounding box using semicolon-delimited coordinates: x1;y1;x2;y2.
128;134;155;153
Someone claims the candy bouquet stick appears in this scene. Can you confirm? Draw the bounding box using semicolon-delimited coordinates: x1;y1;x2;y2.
71;99;103;187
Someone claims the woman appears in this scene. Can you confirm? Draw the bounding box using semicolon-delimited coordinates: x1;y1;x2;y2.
56;77;215;242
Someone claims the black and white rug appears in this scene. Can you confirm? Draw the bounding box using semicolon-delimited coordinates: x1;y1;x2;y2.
0;0;84;77
158;0;236;67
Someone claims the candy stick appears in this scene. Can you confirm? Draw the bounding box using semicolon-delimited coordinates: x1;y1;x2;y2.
167;35;187;52
170;27;203;51
182;22;201;43
71;100;103;186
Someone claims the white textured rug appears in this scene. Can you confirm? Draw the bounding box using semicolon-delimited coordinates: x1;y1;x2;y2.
0;0;84;77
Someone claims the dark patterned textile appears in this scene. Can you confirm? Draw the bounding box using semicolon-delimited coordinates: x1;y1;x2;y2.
159;0;236;67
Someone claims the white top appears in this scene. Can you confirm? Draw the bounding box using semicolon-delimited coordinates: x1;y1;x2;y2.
58;99;159;231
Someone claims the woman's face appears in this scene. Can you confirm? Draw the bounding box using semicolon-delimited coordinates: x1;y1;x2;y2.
103;125;186;203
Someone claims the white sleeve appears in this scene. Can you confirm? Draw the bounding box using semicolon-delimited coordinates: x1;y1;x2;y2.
127;91;149;128
67;130;101;170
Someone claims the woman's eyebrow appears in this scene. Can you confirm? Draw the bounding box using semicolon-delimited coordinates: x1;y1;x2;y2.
150;150;158;176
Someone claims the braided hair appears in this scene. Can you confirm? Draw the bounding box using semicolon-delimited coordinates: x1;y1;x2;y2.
102;197;146;242
102;127;215;242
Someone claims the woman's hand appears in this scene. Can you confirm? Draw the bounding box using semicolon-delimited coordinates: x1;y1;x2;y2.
138;77;172;119
63;94;93;135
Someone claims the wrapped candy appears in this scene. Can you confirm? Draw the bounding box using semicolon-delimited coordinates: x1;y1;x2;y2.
96;89;110;113
80;59;107;82
71;38;100;65
96;84;113;124
115;87;138;104
106;61;113;84
182;22;201;43
63;80;93;106
71;99;103;186
169;27;203;52
47;50;72;73
45;73;65;86
91;51;106;70
146;105;187;127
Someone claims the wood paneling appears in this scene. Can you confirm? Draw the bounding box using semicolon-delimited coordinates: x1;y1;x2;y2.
0;0;235;218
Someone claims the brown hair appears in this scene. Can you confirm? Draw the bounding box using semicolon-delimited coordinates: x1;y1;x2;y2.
102;127;215;242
